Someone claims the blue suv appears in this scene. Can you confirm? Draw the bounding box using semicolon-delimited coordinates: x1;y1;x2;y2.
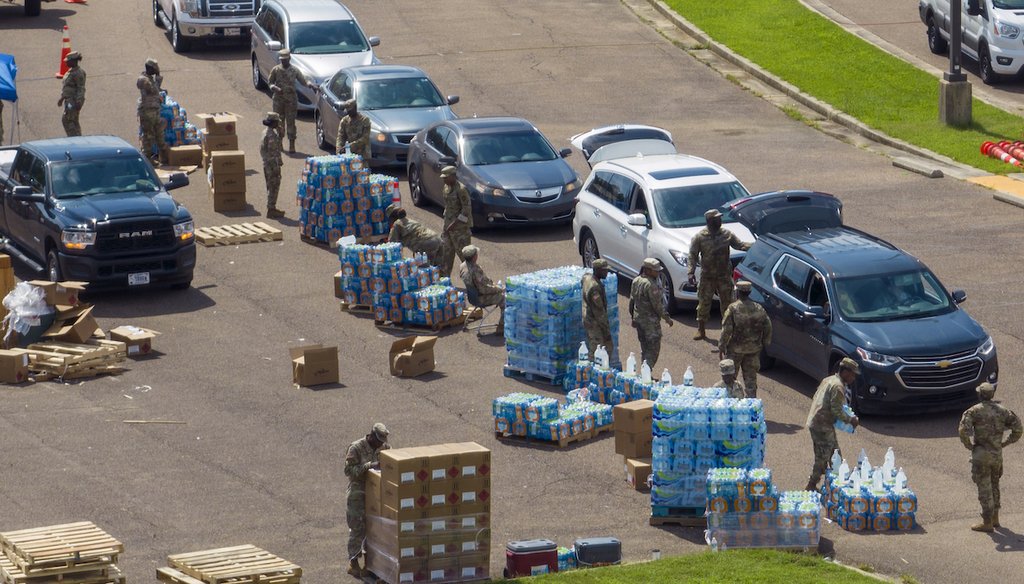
735;227;998;415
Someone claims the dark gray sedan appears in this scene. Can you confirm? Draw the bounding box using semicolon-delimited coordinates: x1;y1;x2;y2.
406;117;581;228
313;65;459;167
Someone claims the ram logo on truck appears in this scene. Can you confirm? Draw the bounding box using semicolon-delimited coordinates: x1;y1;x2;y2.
119;230;154;239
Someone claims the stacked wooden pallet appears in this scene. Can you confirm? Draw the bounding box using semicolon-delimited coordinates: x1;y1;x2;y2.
195;222;284;247
157;545;301;584
0;522;124;584
25;340;127;381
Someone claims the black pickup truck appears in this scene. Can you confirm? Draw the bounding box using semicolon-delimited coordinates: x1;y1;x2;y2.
0;136;196;289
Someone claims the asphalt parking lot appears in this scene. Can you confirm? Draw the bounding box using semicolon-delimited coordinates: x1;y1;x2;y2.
1;1;1024;582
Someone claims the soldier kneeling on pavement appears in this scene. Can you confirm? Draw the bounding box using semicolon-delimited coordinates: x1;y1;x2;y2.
386;204;448;275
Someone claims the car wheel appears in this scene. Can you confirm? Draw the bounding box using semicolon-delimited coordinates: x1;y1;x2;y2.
409;166;427;207
927;17;948;55
315;111;331;151
656;263;680;315
152;0;162;27
171;12;192;53
170;279;192;291
581;232;600;268
979;44;1000;85
24;0;40;16
252;56;267;90
46;249;62;282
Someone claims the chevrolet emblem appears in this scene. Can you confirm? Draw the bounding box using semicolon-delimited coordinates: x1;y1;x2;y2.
936;360;952;369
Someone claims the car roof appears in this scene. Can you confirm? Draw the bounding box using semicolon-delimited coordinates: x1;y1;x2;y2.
22;135;138;161
449;117;535;136
344;65;427;80
601;153;736;187
762;227;922;278
271;0;354;22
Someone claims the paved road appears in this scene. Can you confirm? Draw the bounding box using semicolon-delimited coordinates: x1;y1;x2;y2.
1;1;1023;582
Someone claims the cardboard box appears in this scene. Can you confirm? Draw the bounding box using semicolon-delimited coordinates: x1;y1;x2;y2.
0;254;14;324
195;112;239;135
380;447;432;485
209;150;246;174
211;189;247;212
0;348;30;383
42;304;98;344
108;325;160;357
167;145;204;166
209;171;247;194
615;430;652;458
625;457;652;491
27;280;88;307
202;133;240;154
364;547;427;584
289;344;339;387
613;399;654;434
380;504;453;522
424;443;491;482
333;271;345;299
389;336;437;377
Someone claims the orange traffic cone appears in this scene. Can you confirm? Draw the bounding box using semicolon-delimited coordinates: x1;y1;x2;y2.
981;141;1023;167
55;26;71;78
65;0;87;4
998;141;1024;162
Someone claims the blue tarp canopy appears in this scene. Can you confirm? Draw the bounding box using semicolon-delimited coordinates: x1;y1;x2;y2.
0;54;17;102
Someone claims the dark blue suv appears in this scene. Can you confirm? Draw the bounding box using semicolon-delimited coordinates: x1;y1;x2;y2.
735;227;998;415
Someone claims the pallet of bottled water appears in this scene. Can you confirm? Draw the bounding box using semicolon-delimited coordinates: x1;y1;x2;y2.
492;391;613;446
823;448;917;532
704;468;821;549
141;93;201;158
296;154;398;244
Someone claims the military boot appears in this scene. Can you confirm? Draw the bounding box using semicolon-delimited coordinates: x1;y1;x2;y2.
288;139;296;154
992;508;1000;528
266;207;285;219
804;480;818;492
347;558;362;577
971;512;994;533
693;322;706;341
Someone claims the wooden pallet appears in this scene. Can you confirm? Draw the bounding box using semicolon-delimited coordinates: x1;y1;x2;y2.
649;505;707;527
0;522;123;577
338;302;374;315
196;223;284;247
0;556;124;584
374;308;479;332
496;423;612;449
167;545;301;584
25;341;127;381
502;365;565;386
301;232;387;249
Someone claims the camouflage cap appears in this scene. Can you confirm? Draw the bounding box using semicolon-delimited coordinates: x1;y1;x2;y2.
66;51;82;62
265;111;281;123
440;165;457;178
735;280;752;293
642;258;662;272
144;57;158;68
838;357;860;374
385;203;402;218
705;209;722;220
372;422;389;441
278;48;291;58
719;359;736;375
592;258;609;270
976;382;996;399
462;244;479;258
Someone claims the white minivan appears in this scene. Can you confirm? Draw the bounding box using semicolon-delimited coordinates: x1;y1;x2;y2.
920;0;1024;84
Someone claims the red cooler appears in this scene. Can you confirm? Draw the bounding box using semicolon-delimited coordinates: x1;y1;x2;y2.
505;539;558;577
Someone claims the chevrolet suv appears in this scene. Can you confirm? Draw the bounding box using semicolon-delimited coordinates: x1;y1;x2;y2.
735;227;998;415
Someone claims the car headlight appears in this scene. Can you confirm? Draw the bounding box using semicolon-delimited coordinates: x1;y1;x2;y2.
979;335;995;356
62;230;96;250
669;250;688;268
174;220;195;241
856;347;901;366
995;19;1020;39
371;129;388;143
475;182;506;197
564;179;581;193
182;0;200;17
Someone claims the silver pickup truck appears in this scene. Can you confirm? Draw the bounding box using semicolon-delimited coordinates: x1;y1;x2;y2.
153;0;261;53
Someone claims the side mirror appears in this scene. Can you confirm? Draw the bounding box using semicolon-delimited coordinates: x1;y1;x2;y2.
11;186;45;203
267;40;282;52
627;213;649;228
952;289;967;304
559;148;572;158
164;172;190;191
368;36;381;47
967;0;982;16
446;95;460;106
803;306;826;319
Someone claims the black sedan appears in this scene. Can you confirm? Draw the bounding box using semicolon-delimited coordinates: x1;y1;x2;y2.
405;117;581;228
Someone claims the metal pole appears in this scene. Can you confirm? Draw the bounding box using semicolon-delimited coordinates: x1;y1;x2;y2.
947;1;967;81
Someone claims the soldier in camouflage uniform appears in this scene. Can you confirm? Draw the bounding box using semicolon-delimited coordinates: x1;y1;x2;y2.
629;258;673;369
260;112;285;219
582;259;613;362
712;359;745;399
386;204;447;274
58;52;85;137
441;166;473;278
335;99;371;161
459;245;504;335
958;382;1022;532
345;422;390;577
137;58;166;164
719;281;772;397
268;49;315;154
687;209;751;340
805;357;860;491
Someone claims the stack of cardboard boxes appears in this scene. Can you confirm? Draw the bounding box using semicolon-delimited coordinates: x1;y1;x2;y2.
365;443;491;583
196;113;246;212
614;399;653;492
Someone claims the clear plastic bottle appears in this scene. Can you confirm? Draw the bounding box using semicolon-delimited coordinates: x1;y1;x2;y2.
595;345;609;370
830;449;842;470
710;537;719;553
883;447;896;474
661;368;672;386
837;460;850;483
641;360;652;383
894;468;907;491
625;352;637;376
578;341;589;363
683;366;694;387
857;448;868;467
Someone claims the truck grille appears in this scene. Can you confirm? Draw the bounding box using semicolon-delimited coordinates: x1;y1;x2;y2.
96;220;176;253
394;134;415;145
897;355;983;390
206;0;257;17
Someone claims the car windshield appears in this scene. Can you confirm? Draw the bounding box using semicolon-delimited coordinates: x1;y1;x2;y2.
994;1;1024;10
463;132;558;165
50;157;160;198
289;21;368;55
652;181;750;228
833;270;954;322
356;77;444;110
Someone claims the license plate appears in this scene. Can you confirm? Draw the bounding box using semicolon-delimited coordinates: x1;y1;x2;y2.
128;272;151;286
225;27;241;36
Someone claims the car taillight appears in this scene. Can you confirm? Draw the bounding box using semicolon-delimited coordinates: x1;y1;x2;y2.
733;268;743;282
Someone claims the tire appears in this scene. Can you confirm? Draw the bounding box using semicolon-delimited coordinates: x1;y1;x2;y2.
581;231;599;268
979;44;1000;85
171;13;192;54
656;263;680;314
927;17;948;55
46;249;62;282
152;0;162;27
24;0;40;17
170;279;192;290
408;166;427;207
252;56;267;90
314;110;331;151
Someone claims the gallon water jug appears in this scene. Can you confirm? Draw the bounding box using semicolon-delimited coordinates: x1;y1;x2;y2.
683;366;694;387
661;369;672;386
625;352;637;376
578;341;589;362
641;360;652;383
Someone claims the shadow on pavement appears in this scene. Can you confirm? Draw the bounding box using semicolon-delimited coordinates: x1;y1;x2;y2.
766;419;803;435
0;7;74;31
991;526;1024;552
859;411;961;439
86;285;215;318
649;523;707;545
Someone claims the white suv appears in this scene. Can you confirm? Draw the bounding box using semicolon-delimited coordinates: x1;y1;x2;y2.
570;125;755;312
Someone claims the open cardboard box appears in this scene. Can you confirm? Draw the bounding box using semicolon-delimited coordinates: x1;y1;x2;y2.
389;336;437;377
27;280;88;306
42;304;98;344
290;344;339;387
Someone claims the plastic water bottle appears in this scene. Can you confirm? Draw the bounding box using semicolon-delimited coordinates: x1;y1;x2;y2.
860;459;872;482
830;449;842;470
710;537;719;553
595;345;609;370
641;360;652;383
857;448;867;468
884;447;896;474
578;341;589;362
660;369;672;386
683;366;694;387
625;352;637;376
837;460;850;483
894;468;907;491
872;469;884;492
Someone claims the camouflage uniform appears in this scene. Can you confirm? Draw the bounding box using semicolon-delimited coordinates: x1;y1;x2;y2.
336;112;371;161
582;272;612;361
61;65;86;137
268;64;310;142
805;373;855;488
345;436;390;560
389;217;445;274
260;124;284;209
958;399;1022;524
460;259;504;309
629;275;669;368
687;227;750;324
713;378;746;399
442;181;473;276
720;297;772;396
137;73;165;160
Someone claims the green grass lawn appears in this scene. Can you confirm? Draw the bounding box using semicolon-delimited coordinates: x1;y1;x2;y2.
664;0;1024;174
493;549;883;583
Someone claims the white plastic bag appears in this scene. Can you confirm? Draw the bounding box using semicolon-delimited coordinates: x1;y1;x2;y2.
2;282;55;343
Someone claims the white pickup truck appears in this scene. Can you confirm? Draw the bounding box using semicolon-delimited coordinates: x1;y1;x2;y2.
152;0;261;53
920;0;1024;84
